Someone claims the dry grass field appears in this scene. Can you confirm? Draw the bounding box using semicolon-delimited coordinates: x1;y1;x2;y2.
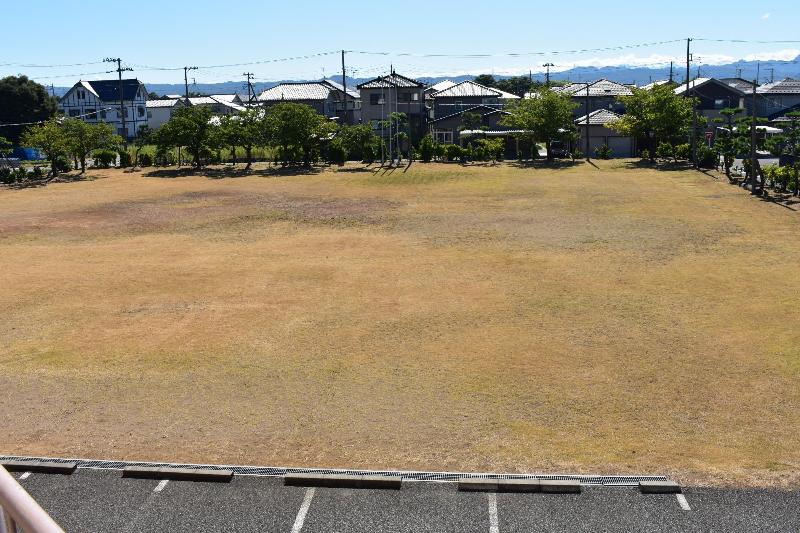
1;161;799;487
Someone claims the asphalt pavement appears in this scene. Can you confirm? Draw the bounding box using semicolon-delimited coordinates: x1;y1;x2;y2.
7;468;799;532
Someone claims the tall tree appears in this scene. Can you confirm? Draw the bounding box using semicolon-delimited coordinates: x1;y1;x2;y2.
609;84;695;161
0;76;58;144
20;119;68;177
495;76;534;97
473;74;497;88
500;88;576;160
220;109;265;170
264;103;335;166
157;106;217;167
712;108;744;180
62;118;122;173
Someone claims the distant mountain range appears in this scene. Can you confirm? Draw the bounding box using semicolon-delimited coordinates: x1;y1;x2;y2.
51;55;800;97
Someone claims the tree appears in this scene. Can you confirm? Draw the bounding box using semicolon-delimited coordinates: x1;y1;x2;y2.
20;119;68;177
609;84;695;161
379;112;409;163
460;112;482;131
0;76;58;145
495;76;534;97
264;103;335;166
157;106;218;167
219;109;265;169
712;108;744;180
61;119;122;173
473;75;497;88
132;126;153;167
500;88;576;161
337;124;380;163
0;136;11;158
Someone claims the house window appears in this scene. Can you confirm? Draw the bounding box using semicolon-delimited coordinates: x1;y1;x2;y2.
398;92;412;102
69;109;80;117
123;108;129;118
100;110;106;119
433;130;453;144
370;93;382;105
412;93;419;101
85;109;96;119
714;99;725;109
138;106;145;117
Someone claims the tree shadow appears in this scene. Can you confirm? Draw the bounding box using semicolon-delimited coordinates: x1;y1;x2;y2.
508;159;583;169
143;165;324;179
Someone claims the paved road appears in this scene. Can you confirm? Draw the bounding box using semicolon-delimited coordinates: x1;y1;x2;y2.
9;469;799;532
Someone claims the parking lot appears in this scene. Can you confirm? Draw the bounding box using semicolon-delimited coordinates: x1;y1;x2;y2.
6;467;798;532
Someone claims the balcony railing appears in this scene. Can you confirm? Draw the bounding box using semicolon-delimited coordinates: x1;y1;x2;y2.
0;466;64;533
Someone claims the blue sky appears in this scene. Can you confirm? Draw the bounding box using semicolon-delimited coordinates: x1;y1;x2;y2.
2;0;799;85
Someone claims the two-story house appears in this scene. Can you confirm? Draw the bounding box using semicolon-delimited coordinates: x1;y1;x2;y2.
58;79;149;140
551;79;633;119
674;78;746;137
357;72;426;142
257;81;360;124
428;80;519;120
752;78;800;117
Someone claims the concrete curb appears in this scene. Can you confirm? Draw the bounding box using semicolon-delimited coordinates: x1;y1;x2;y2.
1;460;77;475
122;466;233;483
540;480;582;494
639;480;682;494
284;473;402;490
458;478;541;493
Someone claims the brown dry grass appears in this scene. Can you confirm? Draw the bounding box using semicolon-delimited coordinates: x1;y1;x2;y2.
1;161;799;488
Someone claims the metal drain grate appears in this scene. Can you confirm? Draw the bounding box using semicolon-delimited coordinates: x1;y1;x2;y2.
0;455;667;486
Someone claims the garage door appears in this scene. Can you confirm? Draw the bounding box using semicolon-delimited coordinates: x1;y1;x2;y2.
607;137;633;158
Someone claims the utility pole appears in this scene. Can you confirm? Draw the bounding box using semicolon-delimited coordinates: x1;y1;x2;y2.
543;63;554;86
765;68;775;84
104;57;133;143
684;38;697;167
585;83;591;161
183;66;198;99
750;76;759;195
243;72;255;104
669;61;674;83
341;50;349;125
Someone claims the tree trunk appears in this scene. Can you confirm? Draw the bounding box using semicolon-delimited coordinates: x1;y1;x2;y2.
231;146;237;166
50;157;59;177
245;146;252;170
80;157;86;174
545;141;552;162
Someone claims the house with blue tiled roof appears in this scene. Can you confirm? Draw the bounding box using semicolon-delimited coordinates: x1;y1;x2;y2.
58;79;149;140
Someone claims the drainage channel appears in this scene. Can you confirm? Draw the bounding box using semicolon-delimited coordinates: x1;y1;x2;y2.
0;455;667;486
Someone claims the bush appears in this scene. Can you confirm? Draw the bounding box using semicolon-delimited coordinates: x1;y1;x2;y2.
328;140;347;166
93;150;116;168
118;150;132;168
0;167;12;184
640;149;650;160
696;145;717;169
444;144;464;162
656;142;674;160
30;165;44;179
594;144;612;159
138;152;153;167
419;135;435;163
674;143;691;161
571;149;583;161
53;155;71;173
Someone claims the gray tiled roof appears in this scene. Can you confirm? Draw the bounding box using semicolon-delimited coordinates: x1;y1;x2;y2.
756;78;800;94
575;109;622;125
357;73;423;89
146;98;183;108
674;78;745;96
720;78;759;92
556;79;633;97
430;80;519;99
425;80;456;94
257;81;358;102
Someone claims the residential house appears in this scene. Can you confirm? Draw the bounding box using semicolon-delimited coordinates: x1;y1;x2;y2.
551;79;633;118
357;72;426;142
752;78;800;117
58;79;149;140
427;104;511;145
720;77;758;94
428;80;519;120
187;95;246;116
674;78;746;136
146;98;187;130
256;80;360;123
574;109;635;158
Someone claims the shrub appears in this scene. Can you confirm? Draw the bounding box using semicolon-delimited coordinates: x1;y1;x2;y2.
30;165;44;179
118;150;132;168
594;144;612;159
656;142;674;160
696;145;717;169
419;135;435;163
640;149;650;160
53;155;71;173
0;167;12;184
571;149;583;161
444;144;464;162
674;143;691;161
138;152;153;167
93;150;116;168
328;140;347;166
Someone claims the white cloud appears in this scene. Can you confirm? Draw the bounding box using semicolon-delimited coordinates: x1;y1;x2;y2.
761;12;771;20
743;48;800;61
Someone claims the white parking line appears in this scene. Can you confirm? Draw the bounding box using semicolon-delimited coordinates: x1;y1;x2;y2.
153;480;169;493
488;492;500;533
676;494;691;511
19;472;31;480
291;488;316;533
